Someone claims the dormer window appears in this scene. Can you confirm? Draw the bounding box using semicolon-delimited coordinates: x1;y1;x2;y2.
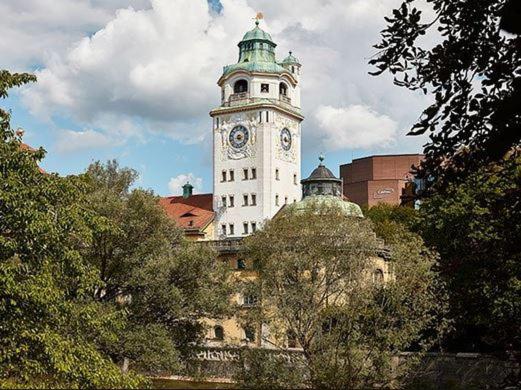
234;79;248;93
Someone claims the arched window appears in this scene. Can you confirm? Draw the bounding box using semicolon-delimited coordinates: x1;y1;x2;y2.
373;269;384;284
214;325;224;340
279;82;288;96
244;326;256;342
233;79;248;93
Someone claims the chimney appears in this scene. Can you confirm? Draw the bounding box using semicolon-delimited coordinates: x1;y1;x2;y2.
182;182;193;198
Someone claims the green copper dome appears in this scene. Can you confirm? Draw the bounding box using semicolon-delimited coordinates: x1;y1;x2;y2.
240;21;275;44
222;21;291;78
282;51;300;65
284;195;364;218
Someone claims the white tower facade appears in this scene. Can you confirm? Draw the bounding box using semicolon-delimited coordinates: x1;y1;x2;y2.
210;21;303;238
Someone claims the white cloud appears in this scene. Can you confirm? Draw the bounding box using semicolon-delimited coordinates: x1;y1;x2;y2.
12;0;435;155
168;173;203;195
315;105;397;150
55;129;114;153
0;0;150;70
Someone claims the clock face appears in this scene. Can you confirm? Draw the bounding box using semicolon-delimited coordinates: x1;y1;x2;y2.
280;128;292;151
229;125;249;149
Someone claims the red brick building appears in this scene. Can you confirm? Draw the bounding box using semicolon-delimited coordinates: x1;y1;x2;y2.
339;154;423;207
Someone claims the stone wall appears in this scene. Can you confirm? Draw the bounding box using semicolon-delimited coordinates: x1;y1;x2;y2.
174;347;519;388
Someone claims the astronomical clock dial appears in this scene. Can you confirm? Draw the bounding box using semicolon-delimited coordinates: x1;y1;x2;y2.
280;128;292;151
229;125;249;149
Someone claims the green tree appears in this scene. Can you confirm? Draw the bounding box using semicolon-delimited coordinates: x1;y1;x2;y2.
370;0;520;189
83;161;232;374
364;203;419;243
239;203;446;389
0;71;143;388
418;157;521;354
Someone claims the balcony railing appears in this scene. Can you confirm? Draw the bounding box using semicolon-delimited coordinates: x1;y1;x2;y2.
279;94;291;104
196;237;244;253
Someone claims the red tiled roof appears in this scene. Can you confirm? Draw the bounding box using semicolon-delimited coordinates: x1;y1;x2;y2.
19;142;46;173
163;194;213;211
159;194;215;232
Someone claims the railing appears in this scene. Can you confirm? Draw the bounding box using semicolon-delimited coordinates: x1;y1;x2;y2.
220;94;296;110
197;238;244;253
279;94;291;104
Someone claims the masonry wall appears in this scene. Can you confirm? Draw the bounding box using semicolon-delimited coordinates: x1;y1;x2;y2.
340;154;423;207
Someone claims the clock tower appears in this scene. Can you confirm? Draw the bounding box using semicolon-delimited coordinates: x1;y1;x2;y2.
210;20;303;238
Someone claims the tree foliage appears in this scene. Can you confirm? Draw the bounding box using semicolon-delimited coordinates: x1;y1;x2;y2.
83;161;232;374
370;0;521;189
364;203;419;243
239;203;446;389
0;70;143;388
418;157;521;353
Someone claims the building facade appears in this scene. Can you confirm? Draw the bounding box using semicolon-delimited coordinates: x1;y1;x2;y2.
210;20;304;239
339;154;423;207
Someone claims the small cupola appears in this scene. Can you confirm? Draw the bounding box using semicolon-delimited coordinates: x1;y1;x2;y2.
301;155;343;198
237;19;277;64
281;51;301;74
182;181;194;198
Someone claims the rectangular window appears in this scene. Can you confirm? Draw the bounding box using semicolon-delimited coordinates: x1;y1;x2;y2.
229;224;234;235
221;170;227;182
293;174;297;185
221;224;226;235
251;194;257;206
243;168;248;180
229;170;234;181
275;168;280;180
275;194;279;206
265;111;269;122
251;168;257;179
216;117;220;128
243;194;248;206
243;223;249;235
221;196;227;207
259;111;262;123
261;83;269;93
251;222;257;232
229;195;234;207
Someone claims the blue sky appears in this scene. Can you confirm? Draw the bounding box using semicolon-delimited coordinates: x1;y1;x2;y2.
1;0;429;196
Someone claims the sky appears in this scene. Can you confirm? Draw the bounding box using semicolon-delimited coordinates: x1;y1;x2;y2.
1;0;433;196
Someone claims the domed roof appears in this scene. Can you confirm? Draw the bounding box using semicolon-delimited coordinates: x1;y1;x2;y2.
281;51;300;65
240;21;275;44
301;156;341;184
284;195;364;218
